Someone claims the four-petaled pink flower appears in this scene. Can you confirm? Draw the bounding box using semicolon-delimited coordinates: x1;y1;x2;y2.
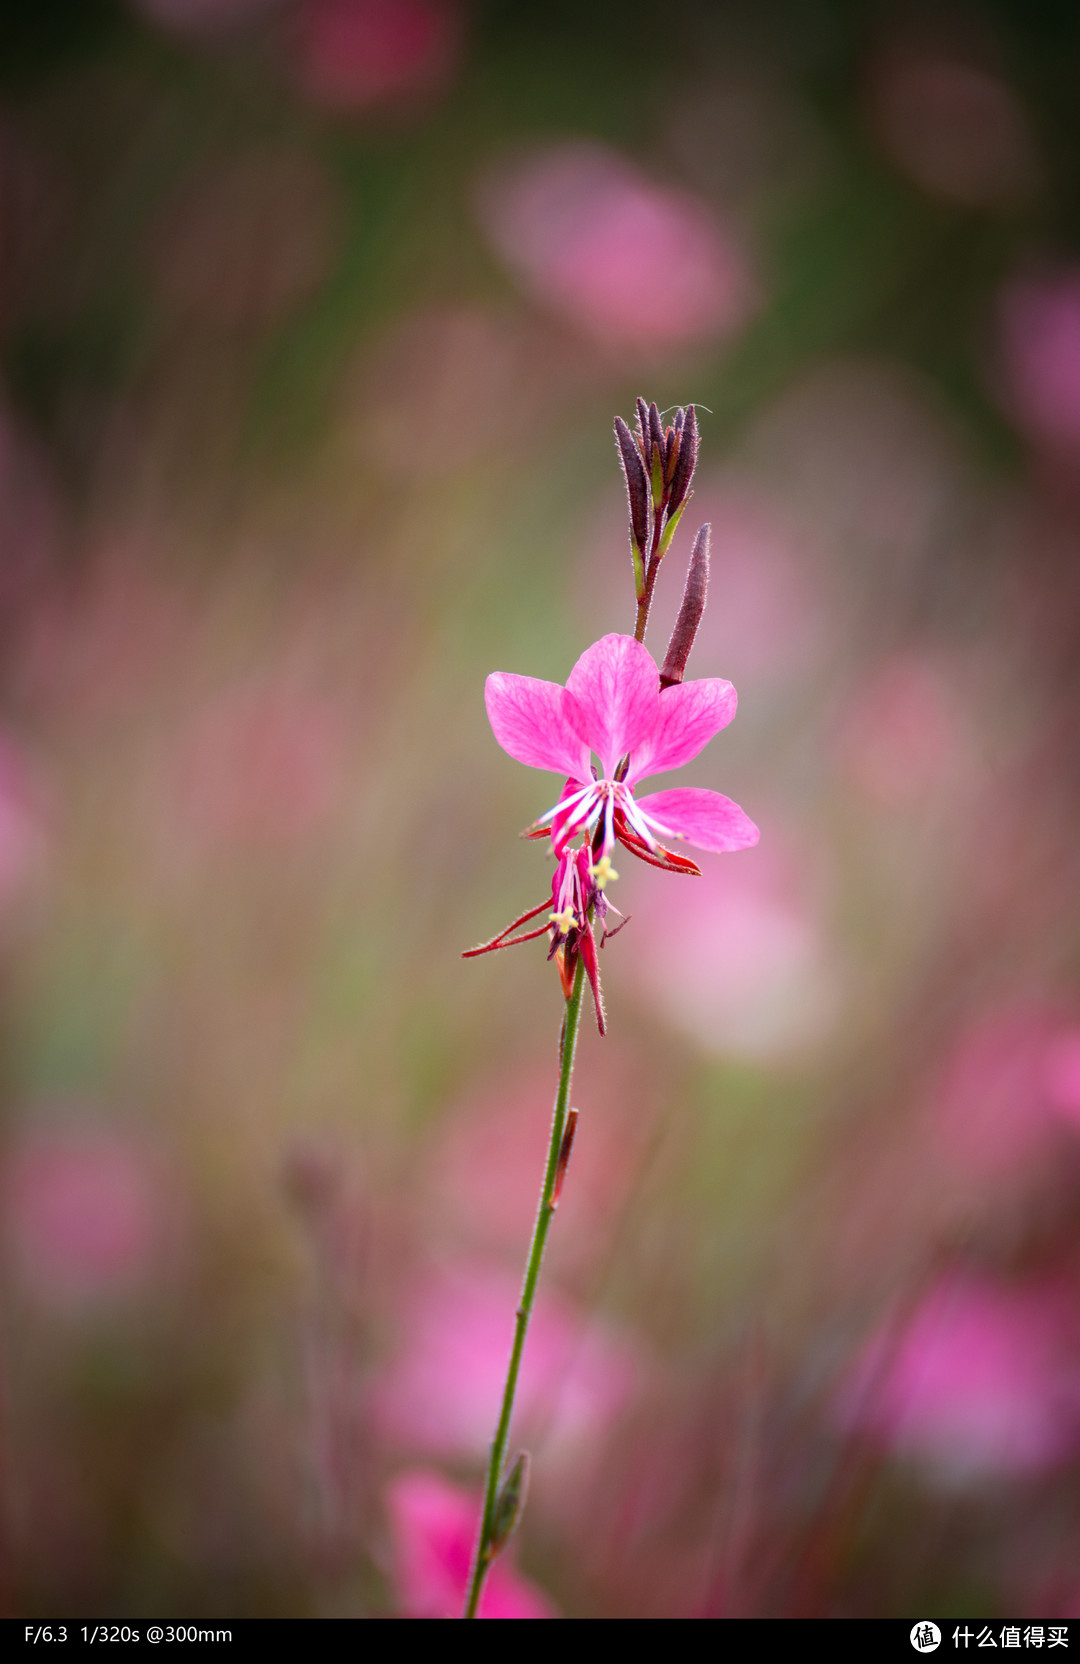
465;633;758;1031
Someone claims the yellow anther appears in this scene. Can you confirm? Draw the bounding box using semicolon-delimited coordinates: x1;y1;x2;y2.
549;906;577;934
589;855;619;890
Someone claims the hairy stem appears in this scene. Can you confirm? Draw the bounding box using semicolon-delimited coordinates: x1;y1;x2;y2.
634;511;665;643
463;955;587;1618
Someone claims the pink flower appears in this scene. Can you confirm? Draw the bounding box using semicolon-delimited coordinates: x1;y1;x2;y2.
428;1061;638;1264
999;271;1080;453
627;837;839;1061
931;1008;1069;1183
836;651;969;806
371;1265;638;1463
486;633;755;860
839;1274;1080;1483
168;680;346;851
475;143;753;353
3;1125;175;1310
466;633;758;1030
385;1470;555;1618
0;730;41;910
1043;1029;1080;1130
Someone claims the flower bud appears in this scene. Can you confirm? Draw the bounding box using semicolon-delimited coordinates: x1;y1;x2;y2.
614;414;650;557
660;522;710;688
667;402;699;516
634;396;651;467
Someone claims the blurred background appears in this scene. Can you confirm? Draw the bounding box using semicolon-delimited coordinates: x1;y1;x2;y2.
2;0;1080;1621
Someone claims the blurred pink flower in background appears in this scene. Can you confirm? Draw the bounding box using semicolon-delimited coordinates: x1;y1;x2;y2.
370;1265;638;1460
1043;1029;1080;1131
627;838;840;1061
867;47;1038;207
0;729;43;908
132;0;279;34
930;1007;1080;1184
840;1273;1080;1483
999;271;1080;455
426;1064;640;1264
836;652;970;806
346;305;529;477
3;1124;175;1310
385;1470;555;1618
291;0;462;113
15;551;191;728
168;680;346;851
673;492;826;685
475;142;754;353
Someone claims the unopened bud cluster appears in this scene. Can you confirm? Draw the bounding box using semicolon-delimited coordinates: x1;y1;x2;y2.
615;397;711;679
615;399;700;644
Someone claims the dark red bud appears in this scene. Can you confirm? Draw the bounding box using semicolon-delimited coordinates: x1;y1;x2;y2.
648;401;665;471
614;415;650;554
634;396;651;467
659;522;710;688
667;402;699;514
663;428;680;487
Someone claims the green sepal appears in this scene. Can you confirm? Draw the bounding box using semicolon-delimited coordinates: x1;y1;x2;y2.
657;497;688;559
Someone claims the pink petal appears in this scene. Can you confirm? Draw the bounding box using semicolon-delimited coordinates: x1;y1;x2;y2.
626;678;737;785
635;787;759;853
485;673;591;777
563;634;659;776
386;1469;555;1619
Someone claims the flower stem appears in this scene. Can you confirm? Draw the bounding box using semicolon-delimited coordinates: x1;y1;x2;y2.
463;955;587;1619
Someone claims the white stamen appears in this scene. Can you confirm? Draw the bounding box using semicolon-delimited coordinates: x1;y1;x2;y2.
619;790;662;851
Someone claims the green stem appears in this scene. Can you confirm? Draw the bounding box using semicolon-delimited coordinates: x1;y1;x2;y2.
463;955;587;1619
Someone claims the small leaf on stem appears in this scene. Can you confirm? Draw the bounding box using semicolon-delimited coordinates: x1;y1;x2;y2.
489;1452;531;1558
552;1107;579;1207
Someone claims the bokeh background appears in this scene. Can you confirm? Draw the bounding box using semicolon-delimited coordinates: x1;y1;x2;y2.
3;0;1080;1621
